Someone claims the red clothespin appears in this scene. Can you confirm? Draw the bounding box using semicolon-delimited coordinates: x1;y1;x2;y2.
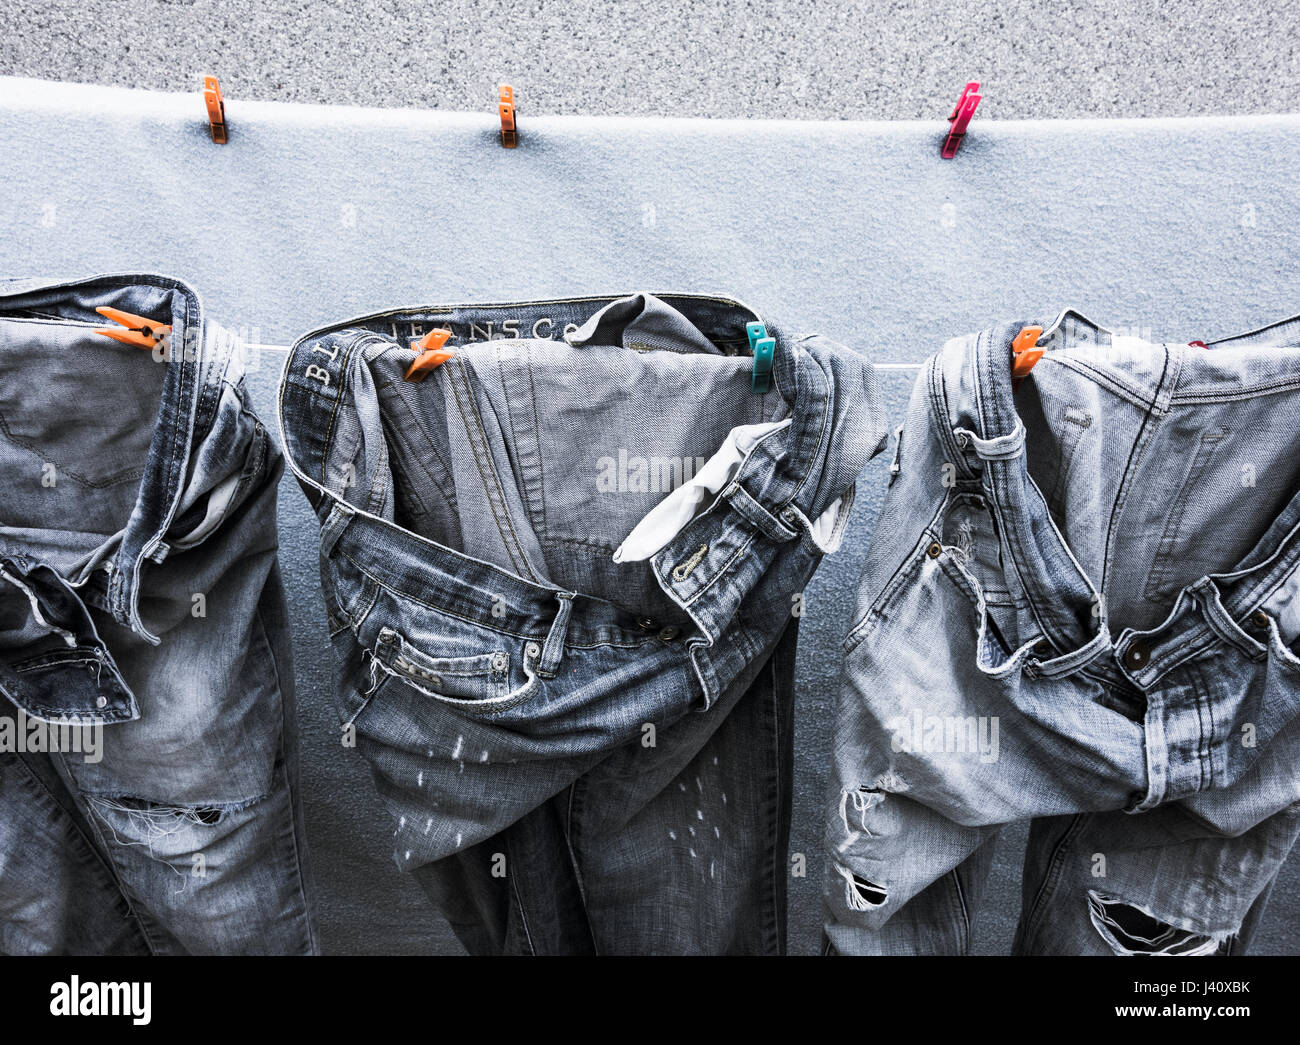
203;76;228;144
1010;325;1043;391
95;307;172;350
404;329;454;382
498;84;517;149
941;81;981;159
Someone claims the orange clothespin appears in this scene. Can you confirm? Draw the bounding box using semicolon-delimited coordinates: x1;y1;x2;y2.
95;307;172;350
203;76;228;144
498;84;517;149
404;329;454;382
1011;325;1044;391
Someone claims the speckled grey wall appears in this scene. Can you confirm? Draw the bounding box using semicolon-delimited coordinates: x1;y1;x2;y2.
2;77;1296;954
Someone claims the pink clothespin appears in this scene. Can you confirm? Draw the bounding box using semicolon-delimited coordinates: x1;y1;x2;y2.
941;82;981;159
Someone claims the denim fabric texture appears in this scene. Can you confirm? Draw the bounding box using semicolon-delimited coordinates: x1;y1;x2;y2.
0;274;317;955
280;292;884;954
826;312;1300;955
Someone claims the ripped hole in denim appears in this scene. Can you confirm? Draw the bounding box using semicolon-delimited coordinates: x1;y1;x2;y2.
1087;891;1225;956
836;864;888;911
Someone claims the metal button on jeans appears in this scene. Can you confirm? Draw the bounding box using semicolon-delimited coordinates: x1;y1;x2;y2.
926;542;943;559
1124;640;1152;670
525;642;541;660
658;626;679;642
491;652;508;673
1250;610;1270;629
637;617;656;631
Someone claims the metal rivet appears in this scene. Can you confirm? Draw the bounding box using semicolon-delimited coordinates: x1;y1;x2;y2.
525;641;541;660
96;696;108;708
1250;610;1270;629
637;617;657;631
926;542;943;559
1124;641;1151;670
491;652;508;672
658;626;680;642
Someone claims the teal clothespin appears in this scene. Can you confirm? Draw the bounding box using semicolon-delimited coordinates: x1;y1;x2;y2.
747;321;775;393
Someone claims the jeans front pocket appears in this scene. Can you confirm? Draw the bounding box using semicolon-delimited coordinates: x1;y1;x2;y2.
370;626;539;717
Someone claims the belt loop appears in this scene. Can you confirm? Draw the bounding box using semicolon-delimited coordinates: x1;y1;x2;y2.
537;591;576;678
887;424;905;485
319;499;356;559
952;421;1026;461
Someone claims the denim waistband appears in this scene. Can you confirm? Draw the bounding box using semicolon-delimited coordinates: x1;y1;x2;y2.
934;311;1300;688
0;273;243;643
279;292;882;689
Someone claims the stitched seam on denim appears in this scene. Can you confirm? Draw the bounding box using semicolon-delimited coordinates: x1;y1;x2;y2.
192;325;224;444
975;330;1062;651
447;357;539;583
841;509;944;654
1021;813;1091;942
0;412;147;487
343;659;386;727
927;351;976;479
12;655;105;674
676;528;757;608
937;553;1014;666
1050;356;1167;411
949;867;971;944
7;700;125;719
372;355;461;516
1144;429;1228;601
1170;377;1300;404
363;441;391;518
314;332;373;487
498;342;550;546
1197;660;1216;793
10;644;103;670
447;357;527;576
333;548;656;650
123;291;197;621
1230;565;1300;628
783;341;834;514
1138;631;1219;690
256;600;316;953
1080;665;1147;702
346;571;381;633
9;750;155;950
236;413;267;482
1043;408;1092;519
507;840;538;955
768;645;787;954
555;781;599;955
353;347;398;516
540;535;620;552
1099;348;1175;597
382;668;535;717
